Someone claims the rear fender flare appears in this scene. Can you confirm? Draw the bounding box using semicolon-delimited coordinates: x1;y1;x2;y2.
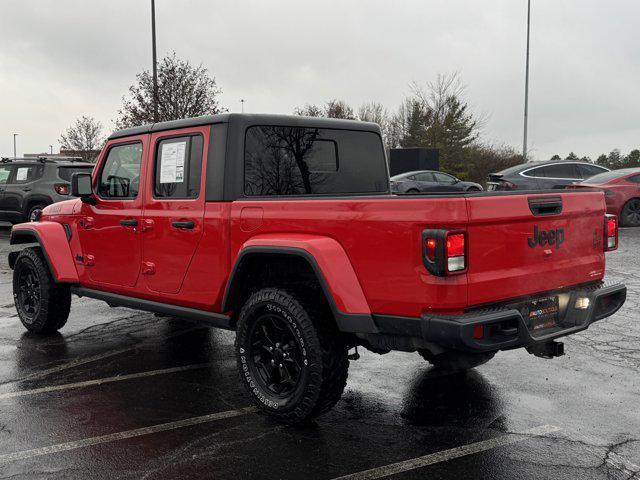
223;235;377;334
9;222;79;283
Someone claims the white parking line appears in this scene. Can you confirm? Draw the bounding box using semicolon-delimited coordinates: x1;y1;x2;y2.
0;363;212;400
0;406;257;463
332;424;562;480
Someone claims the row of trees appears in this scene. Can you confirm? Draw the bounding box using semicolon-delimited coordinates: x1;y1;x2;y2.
58;53;637;184
294;74;521;183
549;150;640;170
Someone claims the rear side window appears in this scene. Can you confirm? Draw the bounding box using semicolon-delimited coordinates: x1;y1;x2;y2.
58;166;93;182
433;172;456;183
577;164;607;178
244;126;388;196
154;135;203;199
0;166;12;184
413;172;434;182
98;142;143;199
534;164;580;179
11;165;44;184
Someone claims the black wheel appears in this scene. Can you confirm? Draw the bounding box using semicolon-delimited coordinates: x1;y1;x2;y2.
466;187;481;192
27;204;46;222
620;199;640;227
406;189;420;194
235;288;349;424
418;349;495;372
13;247;70;334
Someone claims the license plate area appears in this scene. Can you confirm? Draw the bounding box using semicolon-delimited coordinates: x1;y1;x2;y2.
526;296;559;332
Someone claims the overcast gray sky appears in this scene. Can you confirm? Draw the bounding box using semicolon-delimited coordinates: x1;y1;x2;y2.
1;0;639;160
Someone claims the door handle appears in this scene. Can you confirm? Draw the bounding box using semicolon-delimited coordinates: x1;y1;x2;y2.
120;219;138;227
171;220;195;229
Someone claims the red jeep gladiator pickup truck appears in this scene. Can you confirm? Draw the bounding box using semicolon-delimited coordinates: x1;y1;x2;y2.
9;114;626;423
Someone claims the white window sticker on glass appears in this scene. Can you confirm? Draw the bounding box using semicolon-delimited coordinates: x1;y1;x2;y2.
16;167;29;181
159;141;187;183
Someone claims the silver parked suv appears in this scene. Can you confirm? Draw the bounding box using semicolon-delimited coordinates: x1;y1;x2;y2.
0;157;94;223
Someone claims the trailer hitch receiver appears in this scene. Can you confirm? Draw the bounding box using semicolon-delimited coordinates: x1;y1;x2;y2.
526;341;565;359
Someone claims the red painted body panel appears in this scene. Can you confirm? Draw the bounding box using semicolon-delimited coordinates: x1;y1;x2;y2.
11;221;79;283
465;192;605;306
229;197;470;316
239;233;371;314
76;134;149;288
141;126;210;294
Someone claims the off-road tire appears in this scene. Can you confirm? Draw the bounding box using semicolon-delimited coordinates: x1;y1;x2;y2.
620;199;640;227
235;288;349;424
418;349;495;372
13;247;71;334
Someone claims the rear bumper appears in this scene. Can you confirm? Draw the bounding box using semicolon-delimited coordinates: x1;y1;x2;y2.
373;282;626;353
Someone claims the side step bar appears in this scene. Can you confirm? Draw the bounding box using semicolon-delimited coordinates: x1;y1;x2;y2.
71;286;233;330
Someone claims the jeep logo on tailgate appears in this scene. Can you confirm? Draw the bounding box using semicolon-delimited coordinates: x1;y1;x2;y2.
528;225;564;248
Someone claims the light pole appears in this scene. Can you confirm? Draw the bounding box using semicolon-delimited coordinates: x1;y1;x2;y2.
151;0;158;123
13;133;18;159
522;0;531;161
49;145;54;155
240;99;245;113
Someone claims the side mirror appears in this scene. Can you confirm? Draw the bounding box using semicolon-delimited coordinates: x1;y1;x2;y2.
71;172;95;203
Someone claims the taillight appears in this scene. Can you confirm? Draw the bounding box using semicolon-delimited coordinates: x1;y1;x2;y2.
502;181;517;190
54;184;69;195
422;229;467;276
604;214;618;251
425;238;437;262
446;232;466;272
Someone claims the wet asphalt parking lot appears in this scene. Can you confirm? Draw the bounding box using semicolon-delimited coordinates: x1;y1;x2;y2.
0;225;638;479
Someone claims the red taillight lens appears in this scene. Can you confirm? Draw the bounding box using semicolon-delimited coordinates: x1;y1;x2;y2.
54;184;69;195
446;233;465;257
445;232;466;272
604;214;618;251
425;238;437;261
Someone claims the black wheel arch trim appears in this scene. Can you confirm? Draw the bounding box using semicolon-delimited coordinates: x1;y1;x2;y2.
222;246;378;334
9;229;58;281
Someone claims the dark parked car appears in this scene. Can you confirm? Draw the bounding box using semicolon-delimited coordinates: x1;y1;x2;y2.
0;157;94;223
487;160;609;191
390;170;483;194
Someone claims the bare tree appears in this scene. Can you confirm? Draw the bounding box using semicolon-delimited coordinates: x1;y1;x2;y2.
358;102;391;148
116;52;225;128
59;116;105;162
294;100;356;120
388;73;483;178
294;104;325;117
324;99;356;119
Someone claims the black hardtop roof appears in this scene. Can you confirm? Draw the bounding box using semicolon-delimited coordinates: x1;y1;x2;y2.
108;113;381;140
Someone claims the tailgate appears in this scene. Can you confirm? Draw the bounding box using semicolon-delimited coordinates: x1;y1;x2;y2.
465;191;606;307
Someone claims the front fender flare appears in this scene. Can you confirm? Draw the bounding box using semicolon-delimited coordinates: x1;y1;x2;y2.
10;222;79;283
224;234;377;334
